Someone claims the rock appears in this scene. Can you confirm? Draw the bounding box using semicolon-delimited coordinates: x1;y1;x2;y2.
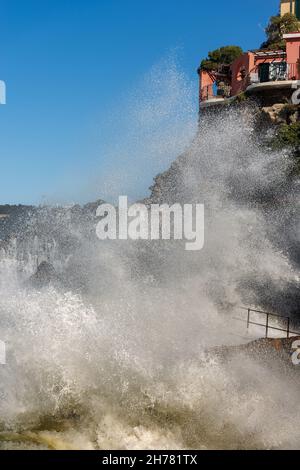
261;104;286;124
261;103;300;125
29;261;61;288
209;336;300;369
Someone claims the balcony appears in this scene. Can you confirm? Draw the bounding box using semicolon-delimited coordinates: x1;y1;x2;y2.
249;62;300;85
200;62;300;107
200;83;231;103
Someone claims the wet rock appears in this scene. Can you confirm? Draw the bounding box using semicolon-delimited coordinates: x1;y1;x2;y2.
261;104;286;124
29;261;62;288
209;336;300;370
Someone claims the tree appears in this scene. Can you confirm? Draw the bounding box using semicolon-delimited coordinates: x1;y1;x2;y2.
261;13;300;50
200;45;243;72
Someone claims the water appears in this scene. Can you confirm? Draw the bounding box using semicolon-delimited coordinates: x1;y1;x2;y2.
0;73;299;449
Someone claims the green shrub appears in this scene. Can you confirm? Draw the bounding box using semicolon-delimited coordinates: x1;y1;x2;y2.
272;122;300;176
274;122;300;147
261;13;300;50
200;45;243;72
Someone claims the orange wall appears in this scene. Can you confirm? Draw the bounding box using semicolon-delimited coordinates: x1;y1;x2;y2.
231;52;255;96
199;70;215;100
286;38;300;67
281;0;295;16
230;52;296;95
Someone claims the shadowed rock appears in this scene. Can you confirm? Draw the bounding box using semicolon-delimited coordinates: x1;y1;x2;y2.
29;261;62;288
209;336;300;370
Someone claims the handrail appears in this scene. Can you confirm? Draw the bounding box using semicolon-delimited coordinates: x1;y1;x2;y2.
250;62;299;82
200;83;231;102
241;307;300;339
200;84;214;101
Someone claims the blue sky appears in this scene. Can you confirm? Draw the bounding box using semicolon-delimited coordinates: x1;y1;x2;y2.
0;0;279;205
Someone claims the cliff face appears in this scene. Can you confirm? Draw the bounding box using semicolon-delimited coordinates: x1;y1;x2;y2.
146;103;300;204
0;200;104;243
145;103;300;320
0;104;299;323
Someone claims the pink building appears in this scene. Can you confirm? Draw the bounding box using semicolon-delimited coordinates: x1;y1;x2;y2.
198;33;300;108
284;32;300;64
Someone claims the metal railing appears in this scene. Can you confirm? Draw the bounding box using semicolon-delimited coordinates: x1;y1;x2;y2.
251;62;300;84
285;62;299;80
200;84;232;102
200;84;214;101
242;307;300;339
200;62;300;103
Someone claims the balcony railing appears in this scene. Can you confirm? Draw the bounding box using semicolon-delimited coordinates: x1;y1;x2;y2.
200;84;214;102
200;63;300;104
200;84;231;102
250;62;300;84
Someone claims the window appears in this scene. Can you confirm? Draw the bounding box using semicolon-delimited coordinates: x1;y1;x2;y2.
296;0;300;19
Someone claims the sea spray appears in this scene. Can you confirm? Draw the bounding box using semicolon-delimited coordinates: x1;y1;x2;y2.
0;98;299;448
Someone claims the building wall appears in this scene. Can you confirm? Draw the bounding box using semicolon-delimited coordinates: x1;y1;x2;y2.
286;38;300;63
281;0;294;16
231;53;255;96
281;0;300;18
230;52;297;96
199;70;215;101
285;36;300;78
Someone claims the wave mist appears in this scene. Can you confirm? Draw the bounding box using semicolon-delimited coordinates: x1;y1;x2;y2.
0;65;299;449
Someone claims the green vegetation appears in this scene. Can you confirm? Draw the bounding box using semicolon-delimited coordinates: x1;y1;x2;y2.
278;104;300;123
200;45;243;72
235;92;247;103
274;122;300;147
272;122;300;176
199;13;300;71
261;13;300;50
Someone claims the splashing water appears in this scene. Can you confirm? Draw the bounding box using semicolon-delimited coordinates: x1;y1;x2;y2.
0;65;299;450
